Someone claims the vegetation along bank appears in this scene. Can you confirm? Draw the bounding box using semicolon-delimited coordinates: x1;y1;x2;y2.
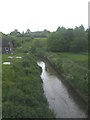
2;53;55;118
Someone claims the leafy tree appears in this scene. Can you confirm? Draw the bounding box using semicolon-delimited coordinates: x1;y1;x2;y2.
70;25;87;52
10;29;21;36
48;27;68;52
64;29;74;51
47;25;88;53
25;29;31;37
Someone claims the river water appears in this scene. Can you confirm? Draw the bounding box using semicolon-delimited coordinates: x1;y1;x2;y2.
37;61;88;118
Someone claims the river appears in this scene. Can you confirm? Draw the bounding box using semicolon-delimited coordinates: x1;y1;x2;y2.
37;60;88;118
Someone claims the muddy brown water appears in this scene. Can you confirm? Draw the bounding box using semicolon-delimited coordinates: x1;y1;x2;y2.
37;60;88;118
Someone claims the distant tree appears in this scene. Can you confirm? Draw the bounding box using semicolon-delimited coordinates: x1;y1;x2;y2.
10;29;21;36
25;29;31;36
22;31;24;34
42;29;50;37
56;26;66;33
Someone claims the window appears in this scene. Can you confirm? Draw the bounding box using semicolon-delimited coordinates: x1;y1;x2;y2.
5;47;9;51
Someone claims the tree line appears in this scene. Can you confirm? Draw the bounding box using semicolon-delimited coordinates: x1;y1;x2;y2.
10;29;50;38
1;25;89;53
47;25;88;53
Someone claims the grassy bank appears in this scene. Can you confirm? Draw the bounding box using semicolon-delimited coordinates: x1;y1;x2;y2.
45;52;88;103
2;53;55;118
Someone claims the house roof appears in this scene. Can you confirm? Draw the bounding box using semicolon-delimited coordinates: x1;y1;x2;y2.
2;37;12;47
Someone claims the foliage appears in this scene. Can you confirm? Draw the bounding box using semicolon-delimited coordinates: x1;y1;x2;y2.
10;29;21;37
11;36;32;48
30;38;47;55
47;25;88;53
2;25;89;117
2;53;55;118
10;29;50;38
46;52;88;102
11;36;47;56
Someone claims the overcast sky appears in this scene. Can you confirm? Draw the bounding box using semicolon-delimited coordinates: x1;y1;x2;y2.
0;0;89;34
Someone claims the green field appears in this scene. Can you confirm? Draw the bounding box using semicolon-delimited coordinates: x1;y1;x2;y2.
46;52;88;68
46;52;88;102
13;37;47;54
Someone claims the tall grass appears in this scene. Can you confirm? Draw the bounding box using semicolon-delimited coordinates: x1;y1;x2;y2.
46;52;88;102
2;53;55;118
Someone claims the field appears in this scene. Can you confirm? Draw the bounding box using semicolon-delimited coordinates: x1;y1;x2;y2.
46;52;88;102
13;37;47;55
2;52;55;118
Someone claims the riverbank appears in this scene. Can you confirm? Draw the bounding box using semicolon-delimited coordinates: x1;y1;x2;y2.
37;60;87;118
2;53;55;118
42;52;88;104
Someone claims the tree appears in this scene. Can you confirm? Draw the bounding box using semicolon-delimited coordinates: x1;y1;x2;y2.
47;25;88;53
63;28;74;51
10;29;21;36
47;31;66;52
25;29;31;36
70;25;87;52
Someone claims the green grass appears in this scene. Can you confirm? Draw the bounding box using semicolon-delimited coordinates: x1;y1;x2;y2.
33;38;47;41
2;52;55;118
13;37;47;55
46;52;88;102
59;52;88;68
46;52;88;68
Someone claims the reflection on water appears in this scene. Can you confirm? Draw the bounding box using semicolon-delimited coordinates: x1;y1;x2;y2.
37;61;87;118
